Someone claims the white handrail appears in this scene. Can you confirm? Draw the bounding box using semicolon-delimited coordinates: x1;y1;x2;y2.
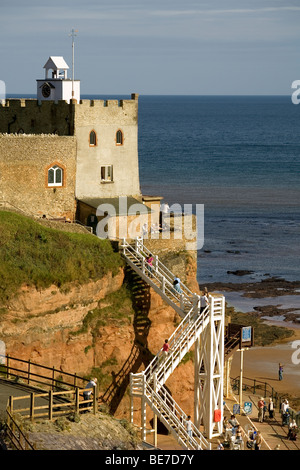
143;377;210;450
144;304;210;386
123;238;194;301
123;237;212;450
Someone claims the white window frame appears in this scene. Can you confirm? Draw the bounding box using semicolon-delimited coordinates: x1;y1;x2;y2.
100;165;113;183
48;164;63;187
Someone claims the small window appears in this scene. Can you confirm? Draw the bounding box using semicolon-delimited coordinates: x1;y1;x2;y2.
101;165;113;182
116;129;123;145
89;130;97;146
48;164;63;187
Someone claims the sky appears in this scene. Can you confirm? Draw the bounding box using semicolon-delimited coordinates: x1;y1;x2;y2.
1;0;300;95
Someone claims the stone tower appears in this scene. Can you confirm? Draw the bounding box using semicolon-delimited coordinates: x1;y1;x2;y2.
0;56;161;234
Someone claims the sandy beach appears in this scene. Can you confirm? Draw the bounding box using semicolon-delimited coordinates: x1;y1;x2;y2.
230;328;300;398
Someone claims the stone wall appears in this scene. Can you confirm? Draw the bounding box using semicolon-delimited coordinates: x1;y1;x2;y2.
0;134;77;219
0;99;75;135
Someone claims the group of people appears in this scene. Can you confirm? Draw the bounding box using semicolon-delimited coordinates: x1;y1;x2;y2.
257;396;298;441
222;415;262;450
257;396;277;422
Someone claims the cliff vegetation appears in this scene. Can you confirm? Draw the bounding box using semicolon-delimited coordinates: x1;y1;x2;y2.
0;210;123;305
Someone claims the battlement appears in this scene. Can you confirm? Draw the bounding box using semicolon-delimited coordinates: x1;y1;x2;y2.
0;98;71;109
79;93;139;108
0;93;139;135
0;93;138;110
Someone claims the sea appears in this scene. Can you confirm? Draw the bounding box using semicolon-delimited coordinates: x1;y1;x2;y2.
137;95;300;287
9;94;300;288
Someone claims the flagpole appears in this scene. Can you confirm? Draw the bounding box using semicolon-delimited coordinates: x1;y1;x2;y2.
69;28;78;100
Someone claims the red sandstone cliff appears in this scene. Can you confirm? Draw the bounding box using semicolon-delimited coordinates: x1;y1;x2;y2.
0;251;199;423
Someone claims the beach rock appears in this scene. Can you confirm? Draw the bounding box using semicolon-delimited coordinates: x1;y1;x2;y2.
227;270;254;276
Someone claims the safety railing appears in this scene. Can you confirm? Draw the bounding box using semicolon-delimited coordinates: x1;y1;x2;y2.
5;408;35;450
121;238;194;317
130;373;210;450
7;386;97;421
125;237;215;449
1;355;89;391
144;303;210;388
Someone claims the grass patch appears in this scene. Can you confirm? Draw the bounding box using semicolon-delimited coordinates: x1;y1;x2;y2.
0;211;123;304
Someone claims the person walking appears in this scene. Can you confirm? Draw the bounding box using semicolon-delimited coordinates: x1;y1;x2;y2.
254;431;262;450
268;398;274;419
281;399;290;425
278;363;284;381
173;277;182;294
146;254;153;277
186;415;192;441
258;397;265;423
162;339;170;357
200;292;209;313
82;377;98;411
228;414;238;435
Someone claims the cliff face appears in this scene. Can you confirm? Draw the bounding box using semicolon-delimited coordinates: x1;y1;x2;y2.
0;244;198;423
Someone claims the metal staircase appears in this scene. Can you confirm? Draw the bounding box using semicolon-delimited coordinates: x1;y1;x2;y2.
121;238;224;449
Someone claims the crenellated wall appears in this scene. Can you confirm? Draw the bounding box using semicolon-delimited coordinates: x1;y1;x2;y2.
0;99;75;135
0;95;139;136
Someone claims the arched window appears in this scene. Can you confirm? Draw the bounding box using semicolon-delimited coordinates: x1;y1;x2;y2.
89;130;97;146
48;164;63;187
116;129;123;145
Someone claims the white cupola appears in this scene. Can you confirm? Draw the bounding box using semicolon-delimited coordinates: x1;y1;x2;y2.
36;56;80;103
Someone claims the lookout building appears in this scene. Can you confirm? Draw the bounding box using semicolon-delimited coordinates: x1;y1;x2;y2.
0;56;161;236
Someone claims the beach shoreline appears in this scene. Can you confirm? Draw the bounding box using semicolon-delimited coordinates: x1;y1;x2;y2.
202;275;300;326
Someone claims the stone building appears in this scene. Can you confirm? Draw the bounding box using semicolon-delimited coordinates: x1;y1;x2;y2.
0;57;161;237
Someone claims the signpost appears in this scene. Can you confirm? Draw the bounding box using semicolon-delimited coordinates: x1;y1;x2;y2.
243;402;252;415
233;403;240;415
238;326;254;409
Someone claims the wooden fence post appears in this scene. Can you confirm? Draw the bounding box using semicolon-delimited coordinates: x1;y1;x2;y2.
52;367;55;390
30;393;35;421
93;385;97;415
6;354;10;379
27;359;31;385
49;390;53;421
75;388;79;414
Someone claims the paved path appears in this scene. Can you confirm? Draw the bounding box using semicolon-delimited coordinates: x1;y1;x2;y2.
220;392;300;451
155;392;300;451
0;378;43;418
1;378;298;451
